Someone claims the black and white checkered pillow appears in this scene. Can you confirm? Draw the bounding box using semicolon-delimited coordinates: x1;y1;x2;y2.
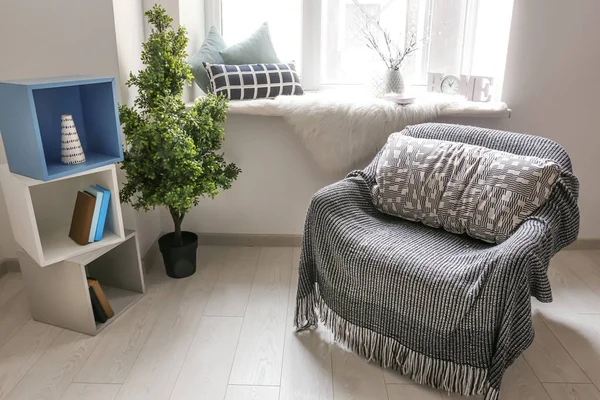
203;62;304;100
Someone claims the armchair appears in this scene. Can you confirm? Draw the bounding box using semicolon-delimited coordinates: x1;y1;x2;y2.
294;123;579;399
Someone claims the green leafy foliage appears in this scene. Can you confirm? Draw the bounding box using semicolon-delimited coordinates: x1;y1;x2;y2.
119;4;240;245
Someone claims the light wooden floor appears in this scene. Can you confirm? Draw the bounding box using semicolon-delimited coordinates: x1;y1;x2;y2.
1;247;600;400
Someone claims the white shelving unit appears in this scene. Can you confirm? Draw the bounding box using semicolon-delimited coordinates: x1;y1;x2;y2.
0;76;145;336
0;164;125;266
0;162;146;335
18;231;145;335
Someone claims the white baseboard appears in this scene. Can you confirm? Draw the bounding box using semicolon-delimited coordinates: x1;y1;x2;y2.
565;239;600;250
2;235;595;281
143;233;301;276
184;232;600;250
195;233;302;247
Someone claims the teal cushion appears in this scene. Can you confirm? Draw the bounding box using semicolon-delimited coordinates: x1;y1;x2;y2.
219;23;280;65
188;27;227;93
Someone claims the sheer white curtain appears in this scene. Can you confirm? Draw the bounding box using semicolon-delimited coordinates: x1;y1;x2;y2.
220;0;302;64
204;0;221;35
318;0;514;89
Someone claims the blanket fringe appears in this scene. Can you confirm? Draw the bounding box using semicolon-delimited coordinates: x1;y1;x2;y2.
294;288;499;400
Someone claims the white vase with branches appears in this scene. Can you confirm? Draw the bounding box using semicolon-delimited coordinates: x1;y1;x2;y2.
353;0;425;96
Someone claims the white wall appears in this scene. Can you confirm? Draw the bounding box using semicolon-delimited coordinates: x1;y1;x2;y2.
113;0;162;255
113;0;145;107
456;0;600;239
0;0;121;80
0;0;161;259
171;0;600;240
142;0;180;28
171;115;341;235
179;0;205;100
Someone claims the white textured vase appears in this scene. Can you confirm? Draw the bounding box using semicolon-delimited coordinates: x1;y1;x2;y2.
60;114;86;165
373;69;405;97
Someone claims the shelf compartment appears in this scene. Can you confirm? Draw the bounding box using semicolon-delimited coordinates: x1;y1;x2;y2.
0;164;125;266
18;231;145;336
0;76;123;181
94;286;144;332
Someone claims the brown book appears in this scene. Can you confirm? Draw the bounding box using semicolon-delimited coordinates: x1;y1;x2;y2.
87;278;114;319
69;190;96;245
88;280;108;323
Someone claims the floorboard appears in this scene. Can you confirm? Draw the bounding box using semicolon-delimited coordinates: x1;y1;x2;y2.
203;247;260;317
543;312;600;389
292;247;301;270
0;320;62;400
224;385;280;400
75;276;176;384
387;384;443;400
114;267;217;400
543;383;600;400
1;248;600;400
331;346;388;400
537;258;600;315
279;274;334;400
498;358;551;400
5;329;99;400
0;273;24;308
557;251;600;298
228;248;293;386
523;314;589;383
170;316;243;400
0;290;31;348
60;383;120;400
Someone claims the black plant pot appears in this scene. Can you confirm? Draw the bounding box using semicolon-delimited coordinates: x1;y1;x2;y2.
158;231;198;279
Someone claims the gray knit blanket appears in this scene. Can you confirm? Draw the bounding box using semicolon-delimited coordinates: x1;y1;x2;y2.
294;123;579;399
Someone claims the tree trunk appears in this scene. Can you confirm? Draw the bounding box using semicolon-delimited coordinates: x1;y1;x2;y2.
170;209;185;247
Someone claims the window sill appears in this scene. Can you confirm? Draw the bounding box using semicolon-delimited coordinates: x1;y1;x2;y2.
440;101;511;119
186;90;510;119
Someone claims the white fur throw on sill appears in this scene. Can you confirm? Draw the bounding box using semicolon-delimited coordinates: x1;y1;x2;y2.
216;93;507;173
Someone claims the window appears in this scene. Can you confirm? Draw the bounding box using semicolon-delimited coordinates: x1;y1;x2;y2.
321;0;426;85
221;0;302;64
215;0;514;98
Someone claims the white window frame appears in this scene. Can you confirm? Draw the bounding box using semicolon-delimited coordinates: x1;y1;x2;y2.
204;0;222;35
212;0;512;96
302;0;322;90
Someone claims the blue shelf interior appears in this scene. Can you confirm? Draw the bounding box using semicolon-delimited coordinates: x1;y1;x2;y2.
0;77;123;181
45;152;121;178
32;82;122;179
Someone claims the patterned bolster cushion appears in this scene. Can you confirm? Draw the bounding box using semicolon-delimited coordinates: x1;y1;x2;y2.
371;131;561;243
204;62;304;100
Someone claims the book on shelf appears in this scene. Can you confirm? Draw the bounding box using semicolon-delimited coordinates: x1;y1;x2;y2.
87;278;114;322
83;186;103;243
69;190;96;245
88;280;108;323
92;185;111;241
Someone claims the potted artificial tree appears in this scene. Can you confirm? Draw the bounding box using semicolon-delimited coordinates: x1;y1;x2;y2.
119;5;240;278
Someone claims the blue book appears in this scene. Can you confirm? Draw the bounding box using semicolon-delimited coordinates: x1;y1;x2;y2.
93;185;111;241
83;186;103;243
